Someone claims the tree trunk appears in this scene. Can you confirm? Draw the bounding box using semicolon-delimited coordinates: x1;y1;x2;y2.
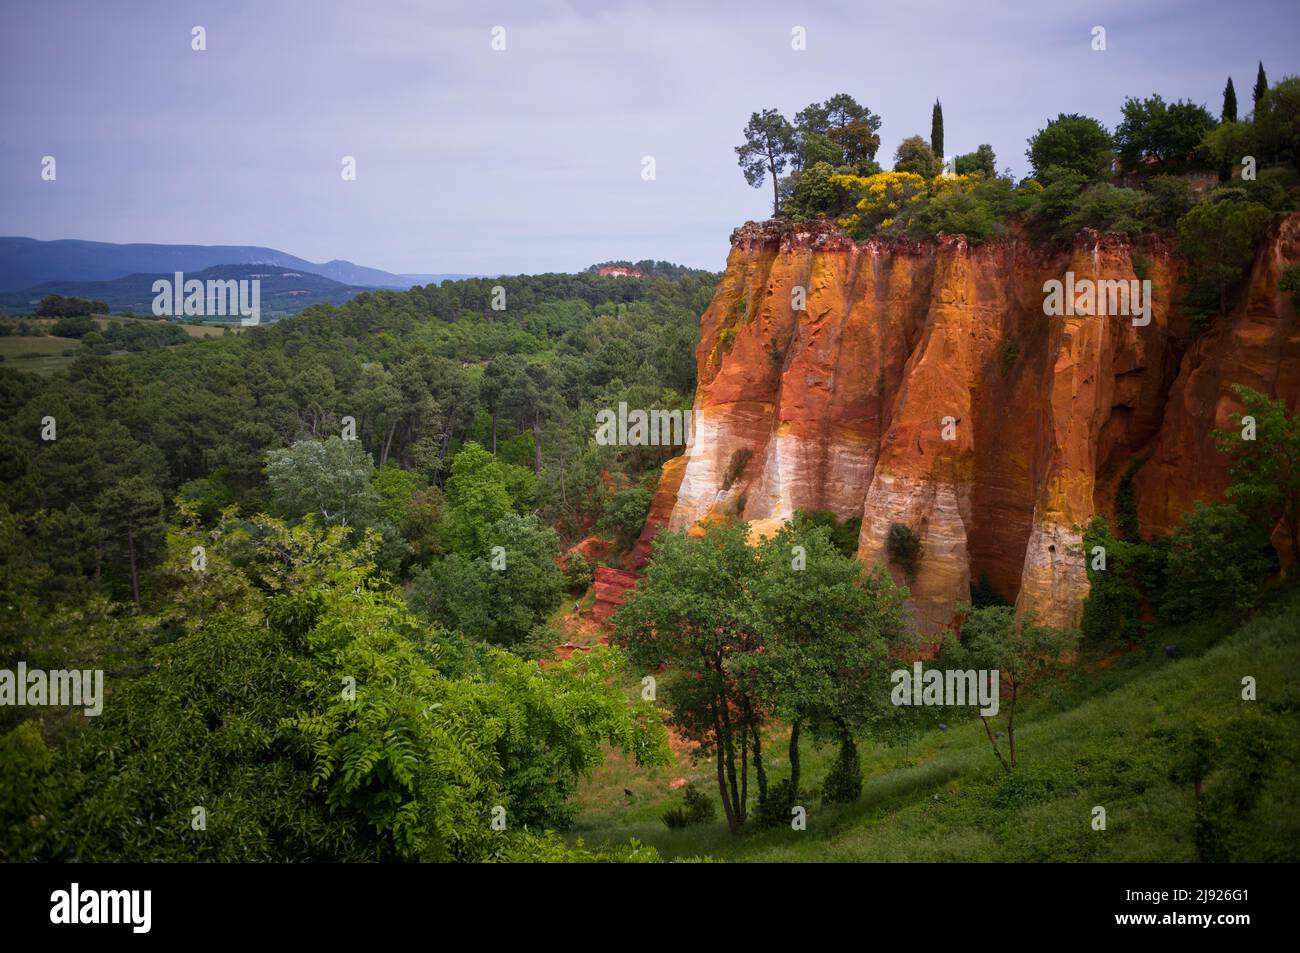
769;158;780;215
748;707;764;800
718;690;742;826
981;715;1011;774
1008;684;1019;769
491;411;498;454
1288;492;1298;575
381;420;397;468
740;725;749;823
710;699;739;834
127;525;141;611
788;718;802;797
532;421;542;473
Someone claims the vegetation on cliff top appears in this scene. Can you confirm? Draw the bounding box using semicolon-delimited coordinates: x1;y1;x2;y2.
737;74;1300;256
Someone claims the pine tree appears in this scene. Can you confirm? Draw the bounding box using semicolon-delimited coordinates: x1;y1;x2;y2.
1222;76;1238;123
1253;62;1268;112
931;99;944;160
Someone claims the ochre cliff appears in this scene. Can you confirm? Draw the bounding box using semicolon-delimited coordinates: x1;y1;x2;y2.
640;214;1300;640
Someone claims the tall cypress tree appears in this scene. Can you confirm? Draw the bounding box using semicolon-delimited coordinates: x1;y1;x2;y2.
1253;62;1268;111
931;99;944;159
1222;76;1238;123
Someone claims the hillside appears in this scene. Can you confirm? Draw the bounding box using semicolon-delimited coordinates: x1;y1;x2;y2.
0;237;473;292
571;586;1300;862
0;264;377;317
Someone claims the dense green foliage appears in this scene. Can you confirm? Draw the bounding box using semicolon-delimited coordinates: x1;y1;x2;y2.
0;516;668;860
35;294;108;318
1081;386;1297;641
0;266;714;861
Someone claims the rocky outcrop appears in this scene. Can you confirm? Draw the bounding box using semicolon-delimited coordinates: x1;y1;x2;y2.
590;567;640;624
647;214;1300;641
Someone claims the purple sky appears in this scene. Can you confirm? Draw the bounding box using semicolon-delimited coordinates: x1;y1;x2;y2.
1;0;1297;275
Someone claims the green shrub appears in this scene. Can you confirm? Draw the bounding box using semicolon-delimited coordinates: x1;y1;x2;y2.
791;509;861;558
50;316;96;339
908;183;996;242
1063;183;1148;238
599;488;652;548
1280;263;1300;308
785;161;842;219
1144;175;1195;230
1160;503;1275;623
564;550;594;593
1080;515;1167;644
822;736;862;804
662;782;716;829
754;777;796;828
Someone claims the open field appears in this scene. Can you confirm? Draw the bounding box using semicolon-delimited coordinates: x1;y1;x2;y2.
0;316;232;374
0;334;82;374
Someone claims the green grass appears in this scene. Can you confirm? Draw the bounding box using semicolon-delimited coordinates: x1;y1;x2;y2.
0;335;81;374
569;588;1300;861
0;319;229;375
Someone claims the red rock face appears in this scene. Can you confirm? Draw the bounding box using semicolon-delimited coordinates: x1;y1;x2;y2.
647;215;1300;640
590;566;641;623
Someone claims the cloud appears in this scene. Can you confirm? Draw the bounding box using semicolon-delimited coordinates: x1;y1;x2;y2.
0;0;1295;273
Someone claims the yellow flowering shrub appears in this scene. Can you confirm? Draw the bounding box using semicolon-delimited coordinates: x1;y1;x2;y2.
928;172;977;194
829;171;926;236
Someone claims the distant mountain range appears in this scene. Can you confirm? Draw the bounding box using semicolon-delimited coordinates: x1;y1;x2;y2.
0;264;379;317
0;237;481;294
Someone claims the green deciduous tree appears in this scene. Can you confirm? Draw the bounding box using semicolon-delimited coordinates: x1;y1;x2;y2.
941;606;1076;772
1114;94;1217;172
3;517;666;861
893;135;942;179
954;144;997;178
1215;384;1300;569
1160;502;1274;622
1176;198;1271;319
408;512;565;647
440;441;515;556
1027;113;1114;181
743;524;911;815
267;437;381;531
613;522;762;833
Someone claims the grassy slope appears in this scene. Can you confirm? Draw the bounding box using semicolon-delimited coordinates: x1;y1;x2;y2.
569;588;1300;862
